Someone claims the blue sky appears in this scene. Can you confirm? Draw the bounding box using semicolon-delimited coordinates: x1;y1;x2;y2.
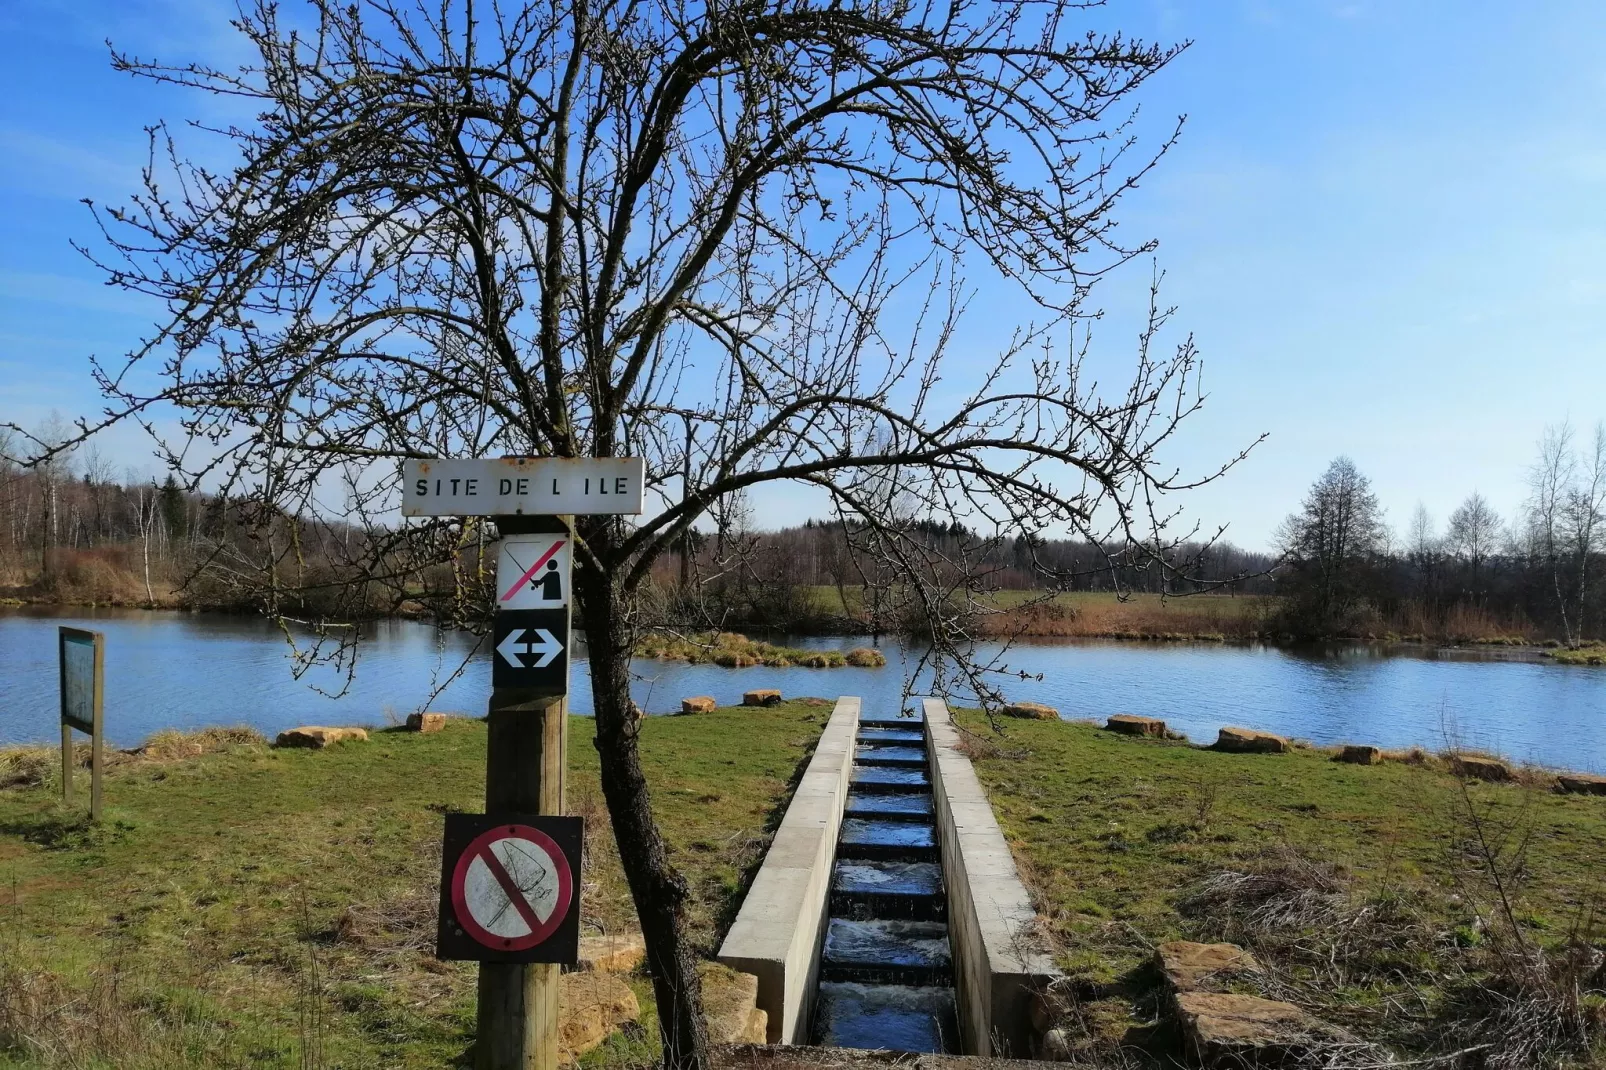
2;0;1604;551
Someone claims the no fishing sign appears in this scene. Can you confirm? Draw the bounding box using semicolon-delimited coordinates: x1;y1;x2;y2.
436;814;583;964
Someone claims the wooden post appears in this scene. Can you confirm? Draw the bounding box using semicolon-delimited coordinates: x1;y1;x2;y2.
89;633;104;823
478;514;571;1070
60;721;72;808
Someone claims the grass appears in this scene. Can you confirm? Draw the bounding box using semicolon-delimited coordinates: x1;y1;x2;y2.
634;631;885;668
1549;643;1606;666
958;710;1606;1065
0;702;833;1068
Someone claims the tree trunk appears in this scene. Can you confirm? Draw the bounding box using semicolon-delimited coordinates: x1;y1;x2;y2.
574;555;708;1070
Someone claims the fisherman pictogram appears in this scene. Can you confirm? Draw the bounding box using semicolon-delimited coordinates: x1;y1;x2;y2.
537;559;562;602
498;537;569;608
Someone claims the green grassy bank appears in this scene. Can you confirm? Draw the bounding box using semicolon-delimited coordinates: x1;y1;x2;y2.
958;711;1606;1066
0;703;833;1069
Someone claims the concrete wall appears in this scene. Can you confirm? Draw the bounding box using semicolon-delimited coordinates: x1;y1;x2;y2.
924;698;1061;1058
717;695;860;1044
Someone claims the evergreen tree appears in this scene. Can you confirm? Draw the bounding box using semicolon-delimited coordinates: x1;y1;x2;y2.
159;473;187;541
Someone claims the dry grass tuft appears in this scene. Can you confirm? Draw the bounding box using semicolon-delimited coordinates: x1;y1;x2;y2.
0;748;60;789
0;958;238;1068
1182;845;1348;940
335;883;440;956
0;727;268;795
135;725;266;761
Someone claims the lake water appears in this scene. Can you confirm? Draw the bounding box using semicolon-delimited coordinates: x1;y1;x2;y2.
2;608;1604;771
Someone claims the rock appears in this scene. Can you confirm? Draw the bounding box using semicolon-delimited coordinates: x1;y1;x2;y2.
741;689;782;707
1105;714;1167;738
1156;941;1260;993
1558;773;1606;796
1174;991;1311;1067
680;696;717;714
577;932;646;974
1004;702;1059;720
274;726;368;749
559;971;640;1064
1337;744;1382;765
1039;1027;1074;1061
698;962;766;1044
1214;726;1289;754
405;712;447;733
1449;755;1512;782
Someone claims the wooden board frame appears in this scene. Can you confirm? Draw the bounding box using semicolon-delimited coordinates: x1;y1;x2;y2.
58;626;104;821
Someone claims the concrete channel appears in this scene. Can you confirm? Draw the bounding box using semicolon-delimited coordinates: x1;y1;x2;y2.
718;696;1058;1057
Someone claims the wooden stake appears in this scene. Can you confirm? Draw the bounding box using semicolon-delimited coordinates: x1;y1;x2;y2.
478;514;571;1070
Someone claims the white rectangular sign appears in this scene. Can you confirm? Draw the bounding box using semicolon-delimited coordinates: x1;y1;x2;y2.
497;536;570;609
402;457;644;516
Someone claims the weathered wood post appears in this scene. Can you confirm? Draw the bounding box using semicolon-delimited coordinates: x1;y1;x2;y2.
479;512;571;1070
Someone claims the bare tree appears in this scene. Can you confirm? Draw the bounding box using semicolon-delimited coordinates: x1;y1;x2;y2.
50;2;1250;1065
1564;424;1606;641
1527;422;1605;646
29;414;78;584
1446;491;1501;601
128;474;160;606
1405;501;1440;615
1276;457;1384;634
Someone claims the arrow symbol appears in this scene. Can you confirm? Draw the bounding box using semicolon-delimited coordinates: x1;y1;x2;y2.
526;628;563;668
496;629;529;668
495;627;565;670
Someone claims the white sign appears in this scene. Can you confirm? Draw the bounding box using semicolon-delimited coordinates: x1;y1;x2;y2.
450;823;574;952
496;627;565;670
497;536;570;609
402;457;644;516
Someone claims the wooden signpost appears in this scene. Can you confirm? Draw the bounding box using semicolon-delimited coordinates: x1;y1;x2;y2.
57;626;105;821
405;457;643;1070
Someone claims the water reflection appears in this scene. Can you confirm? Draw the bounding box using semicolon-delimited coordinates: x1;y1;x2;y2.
1;608;1603;770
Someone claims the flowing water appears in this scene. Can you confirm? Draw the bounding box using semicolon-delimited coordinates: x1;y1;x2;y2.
1;607;1604;769
815;706;958;1053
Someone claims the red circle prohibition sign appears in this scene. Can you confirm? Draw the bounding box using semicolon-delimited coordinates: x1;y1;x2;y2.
451;824;574;951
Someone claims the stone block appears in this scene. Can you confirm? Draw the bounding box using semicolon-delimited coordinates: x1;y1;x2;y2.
1558;773;1606;796
577;932;646;973
559;971;640;1064
699;962;764;1044
405;712;447;733
274;726;368;749
1214;726;1289;754
1449;755;1512;782
1174;991;1311;1067
681;696;717;714
1156;941;1260;993
1004;701;1059;720
742;689;782;707
1337;745;1382;765
1105;714;1166;737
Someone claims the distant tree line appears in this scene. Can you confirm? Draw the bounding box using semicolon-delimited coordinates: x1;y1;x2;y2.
12;409;1602;644
0;420;206;602
649;505;1275;634
1277;422;1606;643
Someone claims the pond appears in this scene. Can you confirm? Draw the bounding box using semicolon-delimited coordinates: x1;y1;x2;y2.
1;608;1603;771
